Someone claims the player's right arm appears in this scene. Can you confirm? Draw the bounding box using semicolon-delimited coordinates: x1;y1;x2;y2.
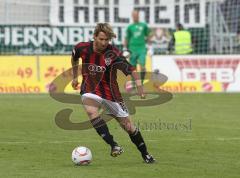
124;25;130;49
71;47;80;90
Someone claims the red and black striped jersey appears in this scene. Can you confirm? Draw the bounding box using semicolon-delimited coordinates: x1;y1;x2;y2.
72;41;135;102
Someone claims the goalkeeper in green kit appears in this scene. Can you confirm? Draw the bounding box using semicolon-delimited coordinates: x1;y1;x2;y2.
124;10;151;87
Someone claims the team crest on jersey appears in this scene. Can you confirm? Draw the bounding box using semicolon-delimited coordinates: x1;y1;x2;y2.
104;58;112;66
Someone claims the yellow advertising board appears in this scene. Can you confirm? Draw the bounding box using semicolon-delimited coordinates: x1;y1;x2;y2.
0;56;37;82
0;81;45;93
0;56;82;93
0;55;223;93
0;56;42;93
38;56;80;93
159;81;222;92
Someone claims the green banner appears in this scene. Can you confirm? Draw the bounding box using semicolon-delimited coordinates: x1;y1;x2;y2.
0;25;124;55
0;25;208;55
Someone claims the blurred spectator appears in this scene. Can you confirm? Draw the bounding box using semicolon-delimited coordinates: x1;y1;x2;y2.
149;28;170;54
168;23;193;54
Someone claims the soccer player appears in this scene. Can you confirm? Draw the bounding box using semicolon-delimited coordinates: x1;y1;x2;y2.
124;10;151;84
71;23;155;164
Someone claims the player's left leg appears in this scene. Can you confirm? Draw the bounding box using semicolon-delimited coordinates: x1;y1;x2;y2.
116;116;156;163
138;48;147;84
103;99;155;163
139;65;146;85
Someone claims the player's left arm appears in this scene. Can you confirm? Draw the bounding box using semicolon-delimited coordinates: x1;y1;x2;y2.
131;70;145;99
144;23;152;43
113;55;145;99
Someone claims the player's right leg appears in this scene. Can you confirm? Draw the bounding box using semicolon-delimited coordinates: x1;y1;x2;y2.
81;93;120;156
129;51;138;68
126;52;138;92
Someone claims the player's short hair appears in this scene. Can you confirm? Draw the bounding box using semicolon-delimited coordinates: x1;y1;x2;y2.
94;23;116;40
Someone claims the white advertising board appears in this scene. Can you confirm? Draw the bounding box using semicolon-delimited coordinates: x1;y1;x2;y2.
152;55;240;92
50;0;206;28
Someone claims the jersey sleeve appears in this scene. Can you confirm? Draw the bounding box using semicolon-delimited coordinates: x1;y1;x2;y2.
113;57;135;76
71;43;82;61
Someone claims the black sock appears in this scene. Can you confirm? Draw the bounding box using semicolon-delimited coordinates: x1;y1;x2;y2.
91;117;117;148
129;128;148;156
140;70;146;84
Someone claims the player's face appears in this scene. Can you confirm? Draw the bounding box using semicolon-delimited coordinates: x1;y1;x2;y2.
94;32;110;52
132;11;139;23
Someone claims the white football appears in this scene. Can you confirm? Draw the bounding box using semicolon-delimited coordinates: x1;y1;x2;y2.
71;146;92;165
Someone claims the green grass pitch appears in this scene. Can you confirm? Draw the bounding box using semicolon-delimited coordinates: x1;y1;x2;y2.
0;93;240;178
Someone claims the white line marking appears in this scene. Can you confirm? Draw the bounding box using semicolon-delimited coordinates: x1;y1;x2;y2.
1;137;240;145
